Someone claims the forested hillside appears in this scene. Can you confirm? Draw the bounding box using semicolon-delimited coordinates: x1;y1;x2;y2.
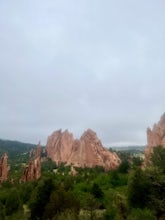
0;139;37;158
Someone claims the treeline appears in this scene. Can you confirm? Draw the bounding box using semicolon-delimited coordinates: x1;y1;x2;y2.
0;146;165;219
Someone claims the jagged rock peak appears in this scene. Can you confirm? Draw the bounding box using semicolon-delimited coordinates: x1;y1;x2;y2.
46;129;121;170
82;128;96;136
50;129;73;136
147;113;165;147
81;128;97;137
160;112;165;122
144;113;165;164
81;129;99;140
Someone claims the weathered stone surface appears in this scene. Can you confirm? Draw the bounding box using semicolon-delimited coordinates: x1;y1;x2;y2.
21;142;41;182
145;113;165;162
46;129;74;165
46;129;121;170
0;153;9;182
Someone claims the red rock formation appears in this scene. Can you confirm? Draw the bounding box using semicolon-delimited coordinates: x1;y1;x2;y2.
46;129;74;165
46;129;121;170
145;113;165;163
21;142;41;182
0;153;9;182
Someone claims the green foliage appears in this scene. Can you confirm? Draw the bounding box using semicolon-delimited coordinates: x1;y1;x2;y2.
19;181;37;204
128;208;156;220
41;159;57;173
118;159;130;173
91;183;103;199
109;170;126;187
4;210;29;220
57;163;71;174
29;177;54;220
5;189;20;216
104;206;116;220
73;182;90;195
151;145;165;172
128;168;150;209
127;146;165;219
109;170;120;187
114;194;128;220
0;201;5;220
132;156;143;168
44;188;80;220
146;167;165;219
82;194;99;220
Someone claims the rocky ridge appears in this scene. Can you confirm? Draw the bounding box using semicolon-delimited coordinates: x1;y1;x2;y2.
46;129;121;170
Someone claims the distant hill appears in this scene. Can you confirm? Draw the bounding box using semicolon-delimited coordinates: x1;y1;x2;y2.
0;139;37;159
111;146;145;153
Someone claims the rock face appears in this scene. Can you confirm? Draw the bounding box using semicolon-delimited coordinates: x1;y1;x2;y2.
46;129;121;170
21;142;41;182
145;113;165;162
0;153;9;182
46;129;74;165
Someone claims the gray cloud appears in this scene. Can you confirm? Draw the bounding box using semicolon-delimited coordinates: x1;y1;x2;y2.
0;0;165;146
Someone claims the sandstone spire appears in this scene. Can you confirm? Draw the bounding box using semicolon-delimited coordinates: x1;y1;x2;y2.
145;113;165;163
0;153;9;182
21;141;41;182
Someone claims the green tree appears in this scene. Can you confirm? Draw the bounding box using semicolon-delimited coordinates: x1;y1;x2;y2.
5;188;21;216
128;146;165;220
91;183;103;199
0;201;5;220
41;159;57;173
109;171;120;187
146;168;165;220
29;177;54;220
128;168;150;209
118;160;130;173
151;145;165;172
20;181;37;204
132;156;143;168
43;187;80;220
114;194;128;220
83;194;99;220
128;208;156;220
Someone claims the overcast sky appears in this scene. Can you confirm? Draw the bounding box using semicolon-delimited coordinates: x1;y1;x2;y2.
0;0;165;146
